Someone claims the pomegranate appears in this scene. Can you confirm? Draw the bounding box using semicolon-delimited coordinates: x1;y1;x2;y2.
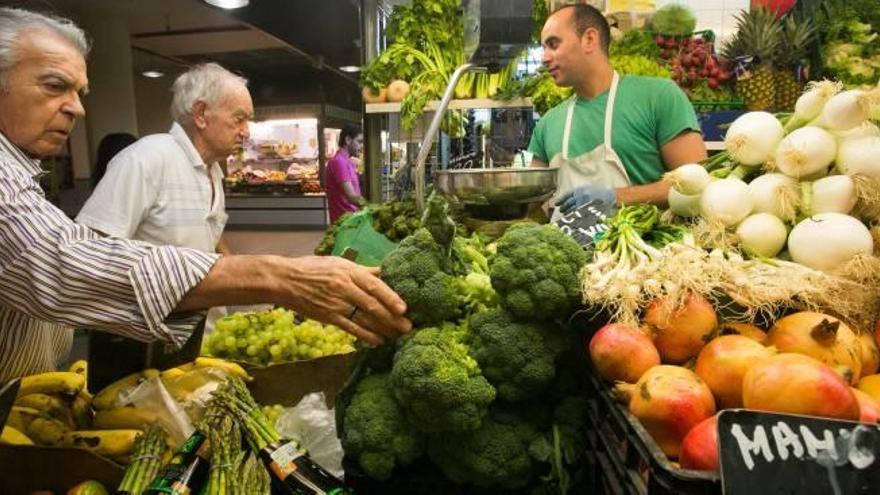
852;388;880;423
766;312;862;384
857;374;880;403
860;332;880;378
742;353;860;421
695;335;776;409
614;365;716;457
589;323;661;383
679;415;719;472
644;293;718;365
718;322;768;344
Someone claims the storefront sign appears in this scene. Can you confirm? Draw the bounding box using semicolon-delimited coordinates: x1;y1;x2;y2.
718;409;880;495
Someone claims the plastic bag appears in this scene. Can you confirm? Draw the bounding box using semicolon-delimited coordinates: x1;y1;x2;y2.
330;209;397;266
122;377;195;447
274;393;344;478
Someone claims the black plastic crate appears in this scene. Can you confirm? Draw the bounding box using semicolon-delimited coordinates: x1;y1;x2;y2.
583;363;721;495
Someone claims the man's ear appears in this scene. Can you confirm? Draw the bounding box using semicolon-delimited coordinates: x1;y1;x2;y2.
192;101;209;130
580;27;599;54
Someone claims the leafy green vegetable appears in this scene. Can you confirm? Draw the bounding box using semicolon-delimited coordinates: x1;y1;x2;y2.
610;54;672;78
650;4;697;36
497;70;573;116
610;30;660;59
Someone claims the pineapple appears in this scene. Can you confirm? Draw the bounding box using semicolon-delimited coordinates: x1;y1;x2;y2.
773;15;816;111
722;8;782;111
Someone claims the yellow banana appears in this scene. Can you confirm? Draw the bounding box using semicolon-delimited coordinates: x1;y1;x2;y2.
93;407;157;430
0;426;33;445
92;369;159;410
63;429;140;457
193;357;252;381
26;416;70;446
14;393;76;428
6;406;41;432
68;359;88;379
71;390;93;430
17;371;85;397
159;367;187;384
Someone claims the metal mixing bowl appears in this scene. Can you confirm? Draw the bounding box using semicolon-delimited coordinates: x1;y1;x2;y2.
433;167;559;206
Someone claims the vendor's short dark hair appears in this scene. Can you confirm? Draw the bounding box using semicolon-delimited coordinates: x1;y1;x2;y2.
554;4;610;54
339;123;363;147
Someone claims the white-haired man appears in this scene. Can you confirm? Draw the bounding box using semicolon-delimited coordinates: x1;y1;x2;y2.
0;7;410;382
77;63;249;255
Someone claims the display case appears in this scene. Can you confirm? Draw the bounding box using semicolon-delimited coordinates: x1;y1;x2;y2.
223;104;361;229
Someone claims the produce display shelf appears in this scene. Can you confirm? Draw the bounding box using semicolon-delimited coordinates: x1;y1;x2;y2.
365;97;533;114
583;362;721;495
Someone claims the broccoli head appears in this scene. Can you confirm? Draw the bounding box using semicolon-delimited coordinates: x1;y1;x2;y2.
380;228;464;326
390;324;496;433
467;308;566;402
341;373;424;480
427;410;539;489
489;223;587;321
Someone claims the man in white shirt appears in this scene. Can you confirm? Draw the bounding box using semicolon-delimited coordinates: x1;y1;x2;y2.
78;63;246;255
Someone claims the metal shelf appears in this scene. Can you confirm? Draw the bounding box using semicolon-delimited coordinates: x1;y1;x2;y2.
365;97;533;114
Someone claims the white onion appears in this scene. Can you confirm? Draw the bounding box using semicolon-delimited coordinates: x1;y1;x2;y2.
788;213;874;272
747;173;798;221
836;135;880;178
736;213;788;258
814;89;877;132
668;188;701;217
794;80;841;122
833;121;880;140
666;163;710;195
774;126;838;179
700;178;754;226
724;112;785;166
804;175;857;215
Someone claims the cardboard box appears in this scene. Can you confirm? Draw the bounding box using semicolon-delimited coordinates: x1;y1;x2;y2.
0;445;124;494
241;352;357;407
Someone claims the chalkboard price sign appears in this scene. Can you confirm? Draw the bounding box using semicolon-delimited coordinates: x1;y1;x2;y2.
718;409;880;495
552;199;615;249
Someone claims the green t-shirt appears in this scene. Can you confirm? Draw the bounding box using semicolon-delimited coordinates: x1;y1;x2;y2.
527;76;700;185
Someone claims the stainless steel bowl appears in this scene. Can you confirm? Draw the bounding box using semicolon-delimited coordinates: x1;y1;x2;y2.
433;167;559;206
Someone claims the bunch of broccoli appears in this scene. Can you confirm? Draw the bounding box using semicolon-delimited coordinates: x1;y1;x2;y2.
341;194;590;492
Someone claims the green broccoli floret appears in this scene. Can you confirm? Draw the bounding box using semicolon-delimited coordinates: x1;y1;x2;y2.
390;324;496;433
341;373;424;480
427;410;538;489
490;223;587;321
380;228;464;326
467;308;566;402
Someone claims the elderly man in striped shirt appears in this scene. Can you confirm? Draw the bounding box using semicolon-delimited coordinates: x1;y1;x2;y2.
0;7;411;383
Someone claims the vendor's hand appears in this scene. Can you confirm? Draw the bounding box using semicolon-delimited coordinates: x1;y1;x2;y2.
283;256;411;346
556;184;617;214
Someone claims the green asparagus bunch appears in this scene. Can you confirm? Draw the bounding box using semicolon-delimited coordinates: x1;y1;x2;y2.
211;378;281;452
117;425;166;495
238;452;271;494
200;414;242;494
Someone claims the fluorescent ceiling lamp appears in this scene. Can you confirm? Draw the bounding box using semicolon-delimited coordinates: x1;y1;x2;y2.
141;70;165;78
203;0;249;8
339;65;361;73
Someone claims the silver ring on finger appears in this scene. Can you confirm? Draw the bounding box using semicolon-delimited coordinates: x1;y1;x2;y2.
347;305;359;320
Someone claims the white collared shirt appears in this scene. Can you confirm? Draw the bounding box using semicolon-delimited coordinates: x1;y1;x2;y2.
77;123;228;253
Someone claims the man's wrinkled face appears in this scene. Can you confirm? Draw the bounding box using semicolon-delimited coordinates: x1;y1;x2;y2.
0;29;88;158
196;81;253;160
541;10;588;88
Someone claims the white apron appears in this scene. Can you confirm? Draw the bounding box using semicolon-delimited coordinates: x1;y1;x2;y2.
549;71;631;221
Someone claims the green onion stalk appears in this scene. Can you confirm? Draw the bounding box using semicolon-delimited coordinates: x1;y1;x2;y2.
117;424;166;495
703;151;761;180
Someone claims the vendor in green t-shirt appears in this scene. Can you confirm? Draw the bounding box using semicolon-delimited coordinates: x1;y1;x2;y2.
528;4;707;220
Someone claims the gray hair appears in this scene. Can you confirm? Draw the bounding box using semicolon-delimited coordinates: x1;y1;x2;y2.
170;63;248;125
0;8;91;89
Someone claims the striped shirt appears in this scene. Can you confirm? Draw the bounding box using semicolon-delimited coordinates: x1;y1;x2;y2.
0;131;220;383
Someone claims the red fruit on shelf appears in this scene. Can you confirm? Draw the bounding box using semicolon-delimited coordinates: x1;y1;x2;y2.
665;39;677;49
751;0;796;18
661;49;672;59
655;34;665;46
679;415;719;471
708;78;720;89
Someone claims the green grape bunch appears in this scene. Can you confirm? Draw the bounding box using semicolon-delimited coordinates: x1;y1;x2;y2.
202;307;357;365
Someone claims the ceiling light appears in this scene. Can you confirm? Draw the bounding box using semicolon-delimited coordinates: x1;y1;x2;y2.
141;70;165;78
339;65;361;73
203;0;249;8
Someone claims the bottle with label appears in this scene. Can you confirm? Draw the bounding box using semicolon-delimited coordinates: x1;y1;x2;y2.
143;431;211;495
257;439;350;495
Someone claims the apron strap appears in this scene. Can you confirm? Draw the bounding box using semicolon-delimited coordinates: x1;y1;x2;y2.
562;97;577;161
603;71;620;156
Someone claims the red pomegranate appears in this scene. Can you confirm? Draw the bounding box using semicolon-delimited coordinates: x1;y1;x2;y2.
860;332;880;378
615;365;716;457
718;322;768;344
852;388;880;424
679;415;719;472
589;323;661;383
695;335;776;409
644;293;718;365
742;353;860;421
766;312;862;384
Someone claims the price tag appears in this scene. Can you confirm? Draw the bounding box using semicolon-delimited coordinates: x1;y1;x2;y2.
718;409;880;495
552;199;615;249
